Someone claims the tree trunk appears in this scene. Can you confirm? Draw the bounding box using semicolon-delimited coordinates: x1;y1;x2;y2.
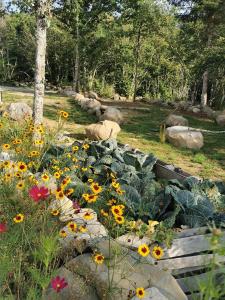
132;23;142;102
33;0;49;126
201;70;208;107
73;2;80;92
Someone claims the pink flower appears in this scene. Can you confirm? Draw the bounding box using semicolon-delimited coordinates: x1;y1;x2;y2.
29;186;49;203
0;223;7;233
51;276;68;293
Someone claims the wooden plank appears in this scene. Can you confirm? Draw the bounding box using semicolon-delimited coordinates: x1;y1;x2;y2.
162;233;225;259
157;254;225;271
175;227;209;238
172;266;207;276
177;268;225;293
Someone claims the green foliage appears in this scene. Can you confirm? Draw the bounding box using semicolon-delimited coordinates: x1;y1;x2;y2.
44;139;225;230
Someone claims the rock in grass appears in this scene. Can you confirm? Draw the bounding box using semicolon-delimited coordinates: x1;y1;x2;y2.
42;267;99;300
7;102;32;121
166;126;204;149
99;107;123;124
216;113;225;126
165;114;188;127
85;120;121;140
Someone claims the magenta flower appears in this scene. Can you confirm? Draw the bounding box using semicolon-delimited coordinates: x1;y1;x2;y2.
29;186;49;203
0;223;7;233
51;276;68;293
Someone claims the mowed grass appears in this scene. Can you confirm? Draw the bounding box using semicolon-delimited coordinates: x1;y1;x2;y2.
2;90;225;181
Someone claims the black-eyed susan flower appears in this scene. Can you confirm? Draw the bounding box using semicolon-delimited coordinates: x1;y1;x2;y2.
82;144;89;150
100;209;109;217
59;230;67;238
64;188;74;197
54;172;61;179
17;161;27;172
72;146;79;152
59;110;69;118
111;181;120;189
107;199;117;206
41;173;49;181
13;213;24;223
51;209;60;216
12;138;22;145
111;205;123;216
2;144;10;151
138;244;150;257
3;160;10;168
86;194;98;203
83;212;94;221
136;287;145;299
16;181;25;190
56;191;64;200
151;246;164;260
79;225;87;233
94;254;104;264
115;215;125;225
67;221;77;232
91;182;102;194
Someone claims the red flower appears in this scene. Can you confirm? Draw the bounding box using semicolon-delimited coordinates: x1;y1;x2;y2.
29;186;49;203
0;223;7;233
51;276;68;293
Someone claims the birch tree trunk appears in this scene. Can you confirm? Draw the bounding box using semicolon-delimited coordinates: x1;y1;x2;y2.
33;0;51;125
132;23;142;102
201;70;208;107
73;1;80;92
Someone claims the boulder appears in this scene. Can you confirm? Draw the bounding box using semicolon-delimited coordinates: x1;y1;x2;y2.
64;89;77;97
0;152;11;161
131;287;168;300
74;92;85;101
79;98;91;109
54;131;75;148
99;107;123;124
88;91;99;100
42;267;99;300
85;120;121;140
166;126;204;149
192;107;201;113
165;114;189;127
7;102;32;121
113;93;120;101
216;113;225;126
66;239;187;300
116;233;151;250
120;96;127;101
84;99;101;112
202;106;216;118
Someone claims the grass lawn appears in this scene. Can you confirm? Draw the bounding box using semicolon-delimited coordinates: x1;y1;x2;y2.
2;90;225;181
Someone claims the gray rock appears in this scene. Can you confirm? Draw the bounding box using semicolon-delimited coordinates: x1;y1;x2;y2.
84;99;101;112
74;92;85;101
0;151;11;161
7;102;32;121
42;267;99;300
116;233;151;250
202;106;215;118
85;120;121;140
113;93;120;101
131;287;168;300
165;114;189;127
192;107;201;113
216;113;225;126
88;91;99;100
66;239;187;300
99;107;123;124
166;126;204;149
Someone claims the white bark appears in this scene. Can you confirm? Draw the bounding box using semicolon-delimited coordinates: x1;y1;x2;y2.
33;0;51;125
201;70;208;107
